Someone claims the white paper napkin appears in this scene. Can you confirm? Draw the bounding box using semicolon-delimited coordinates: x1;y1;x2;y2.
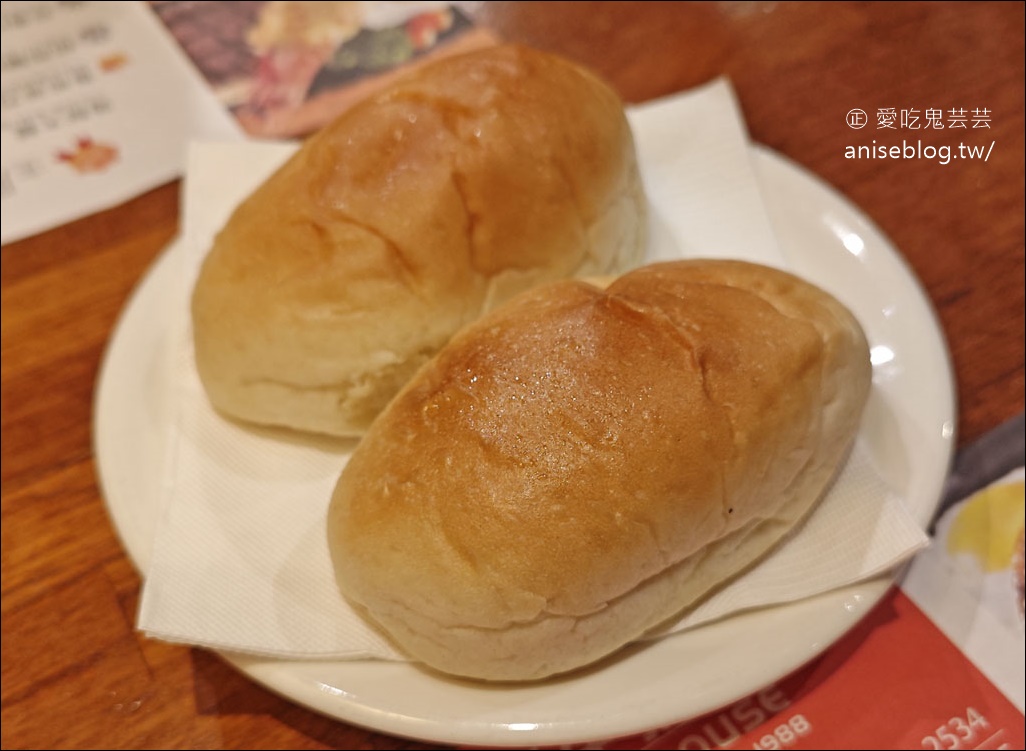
137;78;929;659
628;81;786;266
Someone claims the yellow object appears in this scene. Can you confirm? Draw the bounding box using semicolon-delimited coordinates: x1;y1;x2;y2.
947;480;1025;572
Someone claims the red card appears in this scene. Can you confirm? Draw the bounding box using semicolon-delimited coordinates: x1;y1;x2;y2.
632;587;1023;750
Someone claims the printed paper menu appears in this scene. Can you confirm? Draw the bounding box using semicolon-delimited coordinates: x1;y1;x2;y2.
147;1;497;139
1;2;497;244
0;1;242;245
580;455;1025;750
632;589;1023;750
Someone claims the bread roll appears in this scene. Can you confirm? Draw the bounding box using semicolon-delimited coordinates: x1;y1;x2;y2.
327;259;872;681
190;44;647;436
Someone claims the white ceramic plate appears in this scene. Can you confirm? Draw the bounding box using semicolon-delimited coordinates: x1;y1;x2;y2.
93;145;956;748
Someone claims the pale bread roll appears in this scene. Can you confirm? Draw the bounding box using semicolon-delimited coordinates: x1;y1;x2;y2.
191;44;647;436
327;259;872;681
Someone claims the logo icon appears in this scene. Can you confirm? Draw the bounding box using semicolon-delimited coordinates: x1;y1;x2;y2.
846;109;868;129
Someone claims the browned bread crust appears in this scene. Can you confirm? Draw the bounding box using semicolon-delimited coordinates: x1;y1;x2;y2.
328;259;872;681
191;44;646;436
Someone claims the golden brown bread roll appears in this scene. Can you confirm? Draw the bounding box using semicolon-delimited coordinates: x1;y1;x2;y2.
190;44;647;436
327;259;872;681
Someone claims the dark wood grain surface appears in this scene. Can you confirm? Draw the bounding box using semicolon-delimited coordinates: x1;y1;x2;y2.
2;2;1023;749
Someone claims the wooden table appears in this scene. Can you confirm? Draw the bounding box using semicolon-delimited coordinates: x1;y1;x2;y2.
2;2;1023;748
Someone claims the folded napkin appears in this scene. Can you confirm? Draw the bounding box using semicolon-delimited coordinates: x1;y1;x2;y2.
137;78;929;659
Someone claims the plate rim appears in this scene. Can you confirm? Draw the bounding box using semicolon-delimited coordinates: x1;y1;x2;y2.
92;143;957;748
